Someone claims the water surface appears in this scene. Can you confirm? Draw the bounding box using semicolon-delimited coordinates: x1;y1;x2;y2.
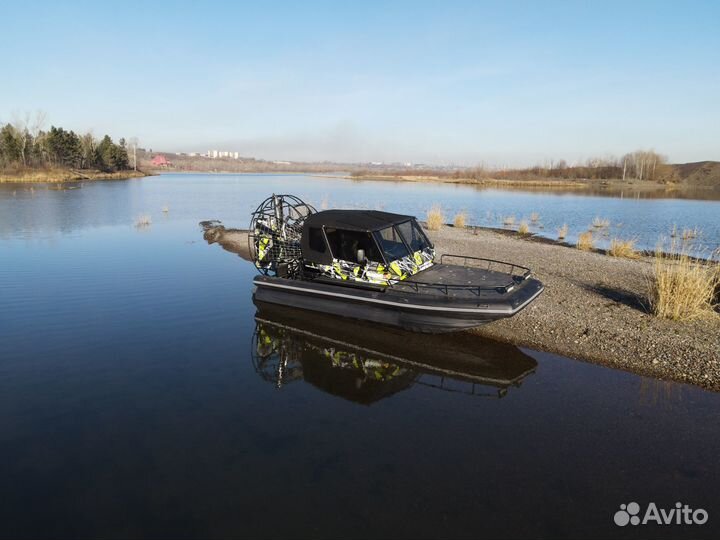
1;174;719;539
2;173;719;254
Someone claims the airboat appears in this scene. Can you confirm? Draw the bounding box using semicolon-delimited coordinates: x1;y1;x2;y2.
249;194;544;333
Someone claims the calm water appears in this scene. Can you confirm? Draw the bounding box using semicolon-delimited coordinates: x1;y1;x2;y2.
1;173;719;253
1;174;720;539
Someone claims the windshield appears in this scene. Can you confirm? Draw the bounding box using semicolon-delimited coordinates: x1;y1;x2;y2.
324;228;383;263
396;220;431;252
374;226;411;261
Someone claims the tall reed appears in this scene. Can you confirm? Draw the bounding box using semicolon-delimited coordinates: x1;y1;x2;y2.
576;231;594;251
609;238;639;259
426;206;445;231
453;212;467;229
135;214;152;227
649;242;720;321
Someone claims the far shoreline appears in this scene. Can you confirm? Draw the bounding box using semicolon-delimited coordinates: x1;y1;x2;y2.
0;168;153;183
144;168;720;199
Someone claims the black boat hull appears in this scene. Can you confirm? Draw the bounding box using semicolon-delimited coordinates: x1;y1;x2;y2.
253;273;544;333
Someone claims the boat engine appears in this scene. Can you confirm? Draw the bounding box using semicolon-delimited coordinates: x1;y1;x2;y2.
248;194;316;277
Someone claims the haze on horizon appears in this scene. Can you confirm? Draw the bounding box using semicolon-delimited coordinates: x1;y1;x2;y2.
1;0;718;167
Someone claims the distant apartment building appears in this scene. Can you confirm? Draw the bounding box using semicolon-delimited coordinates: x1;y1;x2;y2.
206;149;241;159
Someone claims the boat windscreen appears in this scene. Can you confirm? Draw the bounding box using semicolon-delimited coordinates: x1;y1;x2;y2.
374;225;411;261
325;228;384;263
396;220;431;252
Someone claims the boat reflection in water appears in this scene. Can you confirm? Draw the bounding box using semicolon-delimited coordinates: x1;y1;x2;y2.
252;301;537;403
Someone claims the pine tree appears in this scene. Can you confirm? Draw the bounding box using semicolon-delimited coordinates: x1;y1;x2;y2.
0;124;22;166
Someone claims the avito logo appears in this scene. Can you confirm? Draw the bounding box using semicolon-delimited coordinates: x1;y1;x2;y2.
614;502;708;526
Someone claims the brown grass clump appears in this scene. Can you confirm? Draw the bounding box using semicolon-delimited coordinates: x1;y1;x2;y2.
592;216;610;228
453;212;467;229
517;221;530;235
609;238;639;259
426;206;445;231
135;214;152;227
649;243;720;321
503;215;516;227
557;223;569;241
576;231;594;251
530;212;540;223
682;227;699;241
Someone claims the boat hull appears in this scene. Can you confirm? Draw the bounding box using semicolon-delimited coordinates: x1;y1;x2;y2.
253;273;544;333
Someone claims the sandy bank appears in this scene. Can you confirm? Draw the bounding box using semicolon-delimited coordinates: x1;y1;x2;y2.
200;221;720;390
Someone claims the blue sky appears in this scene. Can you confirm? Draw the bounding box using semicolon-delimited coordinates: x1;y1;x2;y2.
1;0;718;165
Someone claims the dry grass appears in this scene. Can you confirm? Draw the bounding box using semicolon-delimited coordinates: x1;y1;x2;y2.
530;212;540;223
502;215;516;227
669;224;700;241
576;231;594;251
161;205;169;213
517;220;530;235
592;216;610;228
649;242;720;321
0;168;146;183
135;214;152;227
557;223;569;241
453;212;467;229
426;206;445;231
609;238;639;259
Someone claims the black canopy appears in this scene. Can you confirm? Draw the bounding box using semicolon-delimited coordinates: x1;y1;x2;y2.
303;209;414;232
301;209;417;265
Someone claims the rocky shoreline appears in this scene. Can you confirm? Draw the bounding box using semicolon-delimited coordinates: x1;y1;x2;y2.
201;221;720;391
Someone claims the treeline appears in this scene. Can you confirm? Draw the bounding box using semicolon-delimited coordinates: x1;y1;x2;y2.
0;119;131;172
352;150;673;183
475;150;669;182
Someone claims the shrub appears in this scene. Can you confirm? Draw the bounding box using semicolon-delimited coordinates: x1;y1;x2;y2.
135;214;152;227
453;212;467;229
577;231;594;251
592;216;610;228
518;221;530;235
426;206;444;231
609;238;639;259
649;243;720;320
681;227;699;241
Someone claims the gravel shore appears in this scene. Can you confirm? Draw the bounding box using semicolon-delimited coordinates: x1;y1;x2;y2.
201;221;720;390
429;226;720;390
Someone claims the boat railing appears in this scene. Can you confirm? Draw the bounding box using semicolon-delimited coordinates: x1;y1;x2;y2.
393;254;532;296
439;254;532;280
299;254;532;295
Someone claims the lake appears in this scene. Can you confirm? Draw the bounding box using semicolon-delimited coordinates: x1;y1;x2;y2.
1;173;719;539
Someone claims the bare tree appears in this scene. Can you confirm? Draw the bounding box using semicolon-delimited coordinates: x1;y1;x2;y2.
11;111;31;166
128;137;139;171
622;158;627;181
29;110;47;138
